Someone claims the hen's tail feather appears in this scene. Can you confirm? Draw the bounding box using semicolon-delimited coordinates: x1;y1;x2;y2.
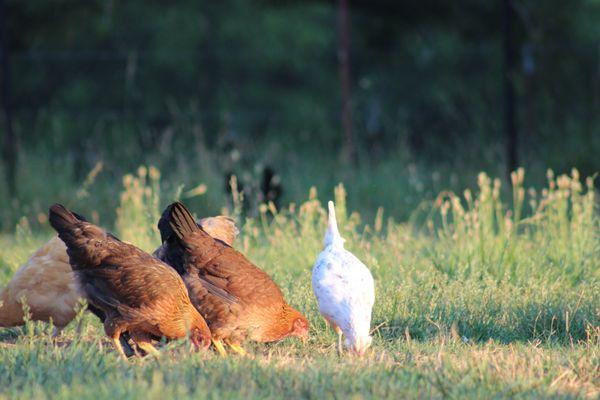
168;202;201;240
325;201;344;247
71;211;88;222
48;204;80;232
48;204;106;271
157;204;175;242
48;204;86;246
327;201;339;234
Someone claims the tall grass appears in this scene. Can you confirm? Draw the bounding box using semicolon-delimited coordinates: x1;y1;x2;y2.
115;166;162;252
0;166;598;399
0;139;506;232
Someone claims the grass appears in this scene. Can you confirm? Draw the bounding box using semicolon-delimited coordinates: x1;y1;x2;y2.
0;138;510;231
0;167;598;399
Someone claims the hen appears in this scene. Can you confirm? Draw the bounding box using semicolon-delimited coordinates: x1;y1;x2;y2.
48;204;211;358
156;201;309;356
0;237;80;331
0;215;237;332
312;201;375;356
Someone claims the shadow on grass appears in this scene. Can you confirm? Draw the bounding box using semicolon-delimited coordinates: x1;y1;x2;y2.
379;303;599;345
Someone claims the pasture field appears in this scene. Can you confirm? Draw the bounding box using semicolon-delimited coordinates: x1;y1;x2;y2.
0;167;598;399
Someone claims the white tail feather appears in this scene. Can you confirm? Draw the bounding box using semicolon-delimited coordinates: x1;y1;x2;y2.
324;201;344;247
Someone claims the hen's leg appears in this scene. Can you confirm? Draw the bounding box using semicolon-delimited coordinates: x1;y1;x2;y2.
333;325;343;356
130;330;160;358
104;318;128;360
225;340;247;356
51;326;63;338
323;316;344;355
119;332;136;358
212;339;227;356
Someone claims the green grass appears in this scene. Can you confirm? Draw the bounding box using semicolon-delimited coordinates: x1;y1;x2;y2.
0;168;598;399
0;139;510;231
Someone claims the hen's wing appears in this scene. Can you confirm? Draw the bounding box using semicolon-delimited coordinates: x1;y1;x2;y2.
78;240;190;325
190;237;285;306
312;247;374;331
181;241;285;333
165;203;285;307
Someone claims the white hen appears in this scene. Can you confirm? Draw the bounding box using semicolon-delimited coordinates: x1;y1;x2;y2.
312;201;375;356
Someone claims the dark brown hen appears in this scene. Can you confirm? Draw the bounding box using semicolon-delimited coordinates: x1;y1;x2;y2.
48;204;211;359
157;202;309;356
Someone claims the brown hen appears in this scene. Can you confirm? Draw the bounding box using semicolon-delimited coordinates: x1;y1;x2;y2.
157;202;309;356
48;204;211;359
0;237;80;330
0;215;237;333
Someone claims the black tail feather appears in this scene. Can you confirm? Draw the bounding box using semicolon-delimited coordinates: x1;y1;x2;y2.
158;203;175;242
167;202;200;240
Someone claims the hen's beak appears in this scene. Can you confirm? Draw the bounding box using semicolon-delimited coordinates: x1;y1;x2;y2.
352;343;370;357
190;335;211;352
298;330;309;344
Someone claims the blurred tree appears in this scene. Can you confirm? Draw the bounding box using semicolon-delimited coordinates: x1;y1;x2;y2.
337;0;356;165
1;0;16;196
2;0;599;174
503;0;518;176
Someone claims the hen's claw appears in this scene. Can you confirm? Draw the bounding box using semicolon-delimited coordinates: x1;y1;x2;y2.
226;341;247;356
212;339;227;356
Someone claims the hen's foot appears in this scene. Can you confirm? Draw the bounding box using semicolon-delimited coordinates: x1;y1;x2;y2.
212;339;227;356
226;341;247;356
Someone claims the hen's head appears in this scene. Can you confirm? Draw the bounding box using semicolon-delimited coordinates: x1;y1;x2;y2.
281;306;309;341
190;326;212;351
345;333;372;356
188;310;212;351
291;316;310;340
